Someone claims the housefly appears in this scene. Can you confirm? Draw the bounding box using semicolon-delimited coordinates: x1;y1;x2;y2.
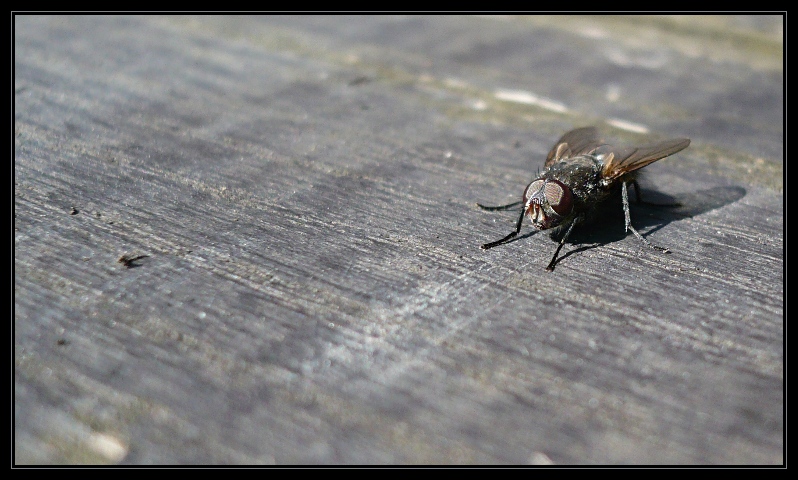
478;127;690;271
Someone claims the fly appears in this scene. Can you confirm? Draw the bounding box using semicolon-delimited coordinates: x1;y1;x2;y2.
478;127;690;271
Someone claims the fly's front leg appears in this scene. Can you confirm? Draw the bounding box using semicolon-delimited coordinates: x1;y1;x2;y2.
480;206;526;250
476;200;524;211
545;215;581;272
622;181;670;253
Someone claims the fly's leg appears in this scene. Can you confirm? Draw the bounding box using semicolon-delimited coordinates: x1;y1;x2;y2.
545;216;579;272
476;200;524;211
480;206;526;249
623;181;670;253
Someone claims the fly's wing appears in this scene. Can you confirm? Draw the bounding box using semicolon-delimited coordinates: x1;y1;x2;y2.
545;127;605;167
599;138;690;181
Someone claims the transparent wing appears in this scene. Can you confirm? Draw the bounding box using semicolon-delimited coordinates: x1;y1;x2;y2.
599;138;691;181
545;127;605;167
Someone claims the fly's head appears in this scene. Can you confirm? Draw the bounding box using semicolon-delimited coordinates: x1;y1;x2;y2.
523;178;573;230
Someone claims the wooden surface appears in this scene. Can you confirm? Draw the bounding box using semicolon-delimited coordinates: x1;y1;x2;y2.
15;15;783;465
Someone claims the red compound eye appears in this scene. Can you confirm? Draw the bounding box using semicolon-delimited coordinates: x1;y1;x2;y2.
543;179;573;216
524;180;545;204
524;179;573;225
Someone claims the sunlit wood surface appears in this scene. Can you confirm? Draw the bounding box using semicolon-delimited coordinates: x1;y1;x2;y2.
15;15;783;465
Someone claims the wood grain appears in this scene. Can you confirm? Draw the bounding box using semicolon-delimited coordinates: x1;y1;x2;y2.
15;15;783;465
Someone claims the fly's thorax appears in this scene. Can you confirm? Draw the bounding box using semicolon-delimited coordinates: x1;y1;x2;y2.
551;157;610;202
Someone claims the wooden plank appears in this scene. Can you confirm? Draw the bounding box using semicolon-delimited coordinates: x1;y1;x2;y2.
15;15;783;465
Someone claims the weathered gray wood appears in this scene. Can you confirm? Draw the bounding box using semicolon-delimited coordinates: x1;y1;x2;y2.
15;15;783;465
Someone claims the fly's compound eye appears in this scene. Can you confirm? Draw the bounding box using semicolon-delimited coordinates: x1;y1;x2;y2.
543;179;573;216
524;179;573;217
524;179;546;204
